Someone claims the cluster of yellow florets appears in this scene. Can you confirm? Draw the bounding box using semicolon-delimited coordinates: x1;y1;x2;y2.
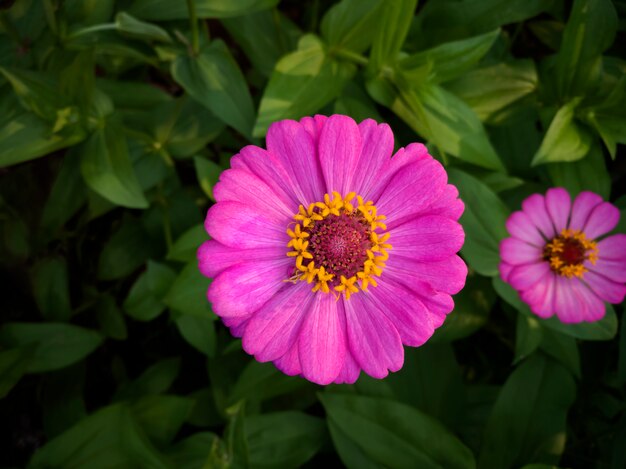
544;228;599;279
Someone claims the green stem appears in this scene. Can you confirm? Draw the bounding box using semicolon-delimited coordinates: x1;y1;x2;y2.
333;48;369;66
67;23;117;39
186;0;200;55
43;0;58;35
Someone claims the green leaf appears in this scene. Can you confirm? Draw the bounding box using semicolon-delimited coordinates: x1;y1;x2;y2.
168;224;208;263
31;257;72;322
225;401;249;469
400;29;499;84
124;261;177;321
172;40;255;138
554;0;617;99
117;358;181;400
540;329;581;378
115;12;172;42
546;142;610;199
369;0;417;70
254;34;356;137
167;432;222;469
96;78;172;111
532;99;593;166
95;294;128;340
28;404;169;469
493;276;618;341
175;314;217;357
478;355;575;469
448;168;510;276
0;347;32;399
165;262;213;318
445;60;538;124
194;156;223;201
320;0;384;54
246;412;327;469
0;323;103;373
321;393;476;469
131;395;194;445
128;0;279;20
80;115;148;208
514;314;543;364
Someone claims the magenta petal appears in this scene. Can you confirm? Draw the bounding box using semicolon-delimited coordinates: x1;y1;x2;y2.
508;262;551;290
425;184;465;221
242;282;312;361
374;158;447;229
522;272;556;319
266;119;325;205
500;238;542;266
318;115;363;195
208;258;293;318
198;241;285;279
583;202;620;239
214;168;294;219
389;215;464;262
597;234;626;260
386;254;467;295
350;119;394;200
569;191;603;231
500;262;515;283
333;351;361;384
570;280;606;322
545;187;571;232
553;276;584;323
299;115;327;142
205;201;287;249
506;211;545;246
588;258;626;283
274;340;302;377
522;194;556;238
584;271;626;304
223;317;250;338
344;293;404;379
298;293;346;385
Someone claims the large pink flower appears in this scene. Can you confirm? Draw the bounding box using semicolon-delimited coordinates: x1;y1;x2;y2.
198;115;466;385
500;188;626;323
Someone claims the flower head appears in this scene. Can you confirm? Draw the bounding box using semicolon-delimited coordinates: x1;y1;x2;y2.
500;188;626;323
198;115;466;385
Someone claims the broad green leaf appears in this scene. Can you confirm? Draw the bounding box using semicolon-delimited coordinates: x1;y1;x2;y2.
165;262;213;317
175;314;216;357
168;224;208;263
493;276;618;341
80;115;148;208
478;355;575;469
28;404;169;469
31;257;72;322
246;412;327;468
131;395;194;445
95;294;128;340
116;358;181;400
194;156;223;201
124;261;177;321
514;314;543;364
400;29;499;84
320;0;384;54
546;142;610;199
540;329;581;378
96;78;172;110
448;168;510;276
369;0;417;70
0;347;32;399
446;60;538;124
321;393;476;469
221;10;301;77
554;0;617;99
532;99;593;165
167;432;222;469
115;12;172;42
64;0;115;26
254;34;356;137
128;0;279;20
172;39;255;138
0;323;103;373
187;388;223;427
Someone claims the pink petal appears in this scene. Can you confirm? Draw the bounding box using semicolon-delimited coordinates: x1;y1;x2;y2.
520;271;555;319
425;184;465;221
588;258;626;283
350;119;394;200
204;201;287;249
597;234;626;260
198;241;285;279
500;262;515;283
583;202;620;239
508;262;551;291
223;317;250;338
389;215;464;262
506;211;545;246
318;115;363;195
208;258;293;318
266;119;325;205
274;340;301;377
570;280;606;322
214;168;294;219
553;276;583;323
569;191;603;231
545;187;571;232
333;351;361;384
522;194;556;239
499;237;542;266
242;282;312;361
584;271;626;304
298;293;347;385
374;157;447;229
299;115;327;142
386;254;467;295
343;293;404;379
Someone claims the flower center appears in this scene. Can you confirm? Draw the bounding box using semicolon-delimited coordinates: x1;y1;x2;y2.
286;192;391;299
543;228;599;278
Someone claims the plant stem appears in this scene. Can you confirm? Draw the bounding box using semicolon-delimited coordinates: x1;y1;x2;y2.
333;48;369;66
186;0;200;55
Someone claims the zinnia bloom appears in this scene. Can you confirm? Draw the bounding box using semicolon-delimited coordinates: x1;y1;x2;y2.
500;188;626;323
198;115;466;385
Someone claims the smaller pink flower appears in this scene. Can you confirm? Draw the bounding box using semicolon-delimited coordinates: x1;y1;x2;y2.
500;188;626;323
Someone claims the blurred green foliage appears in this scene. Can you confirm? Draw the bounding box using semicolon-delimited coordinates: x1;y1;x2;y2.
1;0;625;468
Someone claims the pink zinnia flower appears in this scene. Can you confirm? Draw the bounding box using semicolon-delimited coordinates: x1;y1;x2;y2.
500;188;626;323
198;115;466;385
